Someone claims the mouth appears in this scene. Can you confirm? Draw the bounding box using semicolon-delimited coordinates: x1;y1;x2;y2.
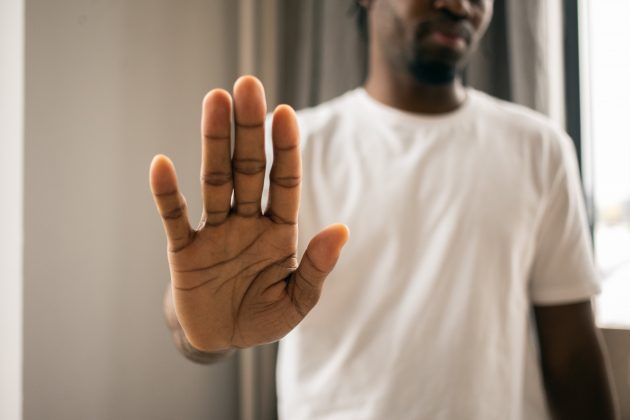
427;29;468;51
415;21;473;52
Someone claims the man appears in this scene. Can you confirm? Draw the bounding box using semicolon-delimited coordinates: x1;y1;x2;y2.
150;0;619;418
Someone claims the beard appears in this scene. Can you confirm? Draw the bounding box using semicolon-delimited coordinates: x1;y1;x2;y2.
407;57;458;85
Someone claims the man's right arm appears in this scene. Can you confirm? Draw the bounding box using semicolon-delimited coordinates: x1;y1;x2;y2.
163;286;234;364
150;76;347;358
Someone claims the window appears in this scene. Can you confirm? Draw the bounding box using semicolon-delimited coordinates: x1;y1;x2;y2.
581;0;630;327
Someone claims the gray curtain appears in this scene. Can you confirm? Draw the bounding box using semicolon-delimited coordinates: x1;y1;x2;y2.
275;0;368;108
243;1;561;419
468;0;565;122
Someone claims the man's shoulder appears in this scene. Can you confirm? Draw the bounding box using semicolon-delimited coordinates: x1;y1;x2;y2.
292;88;573;157
469;89;562;136
295;89;361;138
469;89;574;157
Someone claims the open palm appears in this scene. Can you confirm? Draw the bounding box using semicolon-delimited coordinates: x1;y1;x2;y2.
150;76;348;352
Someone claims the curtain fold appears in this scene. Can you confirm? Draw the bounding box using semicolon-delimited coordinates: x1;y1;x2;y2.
276;0;368;109
468;0;566;124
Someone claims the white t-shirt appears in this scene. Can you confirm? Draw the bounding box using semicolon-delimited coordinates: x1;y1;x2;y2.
271;88;600;420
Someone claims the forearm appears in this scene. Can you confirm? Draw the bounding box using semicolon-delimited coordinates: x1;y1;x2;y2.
535;303;619;419
163;285;234;364
541;328;618;419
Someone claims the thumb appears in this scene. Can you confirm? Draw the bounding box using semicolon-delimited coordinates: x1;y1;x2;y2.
289;223;350;317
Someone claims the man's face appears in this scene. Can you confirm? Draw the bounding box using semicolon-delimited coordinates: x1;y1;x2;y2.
369;0;493;84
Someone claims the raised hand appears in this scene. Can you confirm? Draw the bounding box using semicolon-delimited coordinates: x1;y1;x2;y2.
150;76;349;352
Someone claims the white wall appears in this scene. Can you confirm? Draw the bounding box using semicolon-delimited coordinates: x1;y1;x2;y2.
23;1;241;418
0;0;24;419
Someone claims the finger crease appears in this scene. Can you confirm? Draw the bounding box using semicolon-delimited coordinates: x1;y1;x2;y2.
168;230;195;253
273;144;298;152
154;190;178;198
203;134;230;141
304;251;328;276
201;172;232;186
271;176;301;188
233;159;266;175
205;209;228;215
162;208;184;220
236;121;265;129
268;211;297;225
236;210;260;218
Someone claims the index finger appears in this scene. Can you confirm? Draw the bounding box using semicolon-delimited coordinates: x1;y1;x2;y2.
265;105;301;224
232;76;267;217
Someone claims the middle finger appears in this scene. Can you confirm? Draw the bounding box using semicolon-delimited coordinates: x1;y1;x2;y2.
232;76;267;218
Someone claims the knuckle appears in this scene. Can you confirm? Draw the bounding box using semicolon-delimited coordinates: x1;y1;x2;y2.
291;278;320;317
160;195;187;220
232;158;266;175
271;175;301;188
201;171;232;186
235;201;260;217
268;211;297;225
304;251;328;276
162;206;184;220
203;210;228;227
273;144;299;152
153;190;178;198
236;121;265;129
203;133;230;142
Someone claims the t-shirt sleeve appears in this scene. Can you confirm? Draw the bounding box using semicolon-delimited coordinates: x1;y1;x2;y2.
528;131;601;305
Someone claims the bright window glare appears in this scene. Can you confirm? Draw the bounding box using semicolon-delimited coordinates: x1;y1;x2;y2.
586;0;630;327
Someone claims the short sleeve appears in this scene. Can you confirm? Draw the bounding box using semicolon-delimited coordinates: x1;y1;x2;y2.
529;131;601;305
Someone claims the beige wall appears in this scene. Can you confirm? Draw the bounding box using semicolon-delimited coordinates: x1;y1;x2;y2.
23;1;240;418
0;0;24;418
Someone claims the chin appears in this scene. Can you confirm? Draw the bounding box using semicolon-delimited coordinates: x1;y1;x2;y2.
406;45;467;84
407;58;459;85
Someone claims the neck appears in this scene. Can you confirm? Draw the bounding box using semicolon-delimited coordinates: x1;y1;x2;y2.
364;57;467;115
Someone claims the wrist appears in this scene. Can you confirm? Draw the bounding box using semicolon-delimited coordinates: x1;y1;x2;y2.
173;327;234;364
164;284;233;363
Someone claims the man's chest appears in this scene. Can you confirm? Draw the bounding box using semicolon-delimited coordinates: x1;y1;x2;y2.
298;133;543;257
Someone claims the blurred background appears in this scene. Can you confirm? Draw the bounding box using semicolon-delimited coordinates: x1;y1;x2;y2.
1;0;629;419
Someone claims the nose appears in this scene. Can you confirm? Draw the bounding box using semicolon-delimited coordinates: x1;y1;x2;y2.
433;0;472;18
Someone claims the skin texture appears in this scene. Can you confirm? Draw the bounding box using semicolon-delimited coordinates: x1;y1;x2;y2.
152;0;619;417
150;77;349;352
